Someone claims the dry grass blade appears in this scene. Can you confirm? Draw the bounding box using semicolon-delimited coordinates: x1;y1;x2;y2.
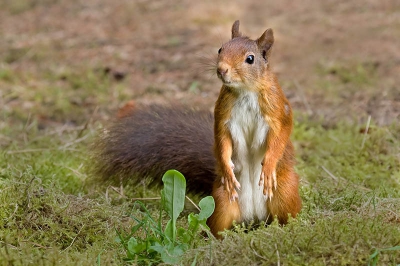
186;195;201;212
361;115;371;149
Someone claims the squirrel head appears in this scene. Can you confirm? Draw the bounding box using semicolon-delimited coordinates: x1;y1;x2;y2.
216;20;274;91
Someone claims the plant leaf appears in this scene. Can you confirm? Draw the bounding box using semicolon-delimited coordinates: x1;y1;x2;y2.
188;212;199;231
198;196;215;221
178;227;191;243
161;170;186;241
149;242;164;254
160;243;187;264
127;237;147;255
164;219;174;241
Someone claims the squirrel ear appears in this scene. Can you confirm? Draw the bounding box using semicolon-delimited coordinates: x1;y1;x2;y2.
231;20;242;39
256;28;274;58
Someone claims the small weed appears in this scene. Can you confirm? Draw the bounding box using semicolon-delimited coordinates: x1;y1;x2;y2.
116;170;215;265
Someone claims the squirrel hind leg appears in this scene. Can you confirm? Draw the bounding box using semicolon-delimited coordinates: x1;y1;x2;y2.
208;182;241;238
266;166;301;224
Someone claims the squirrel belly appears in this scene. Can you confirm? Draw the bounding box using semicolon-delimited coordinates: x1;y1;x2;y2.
229;90;270;222
93;105;216;195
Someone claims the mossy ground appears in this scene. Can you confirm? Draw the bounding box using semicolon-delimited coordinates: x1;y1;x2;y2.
1;0;399;265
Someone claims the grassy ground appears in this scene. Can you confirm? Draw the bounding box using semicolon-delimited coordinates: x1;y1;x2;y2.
1;119;399;265
1;0;399;265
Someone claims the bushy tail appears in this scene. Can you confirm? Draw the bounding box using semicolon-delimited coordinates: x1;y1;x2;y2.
92;105;216;195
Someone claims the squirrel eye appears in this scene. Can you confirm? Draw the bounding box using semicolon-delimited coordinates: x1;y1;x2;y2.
218;48;222;54
245;55;254;64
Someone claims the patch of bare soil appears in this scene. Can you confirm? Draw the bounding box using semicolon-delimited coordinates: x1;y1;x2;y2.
1;0;399;124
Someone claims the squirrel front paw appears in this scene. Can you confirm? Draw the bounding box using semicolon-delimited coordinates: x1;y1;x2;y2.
259;163;277;201
221;161;241;202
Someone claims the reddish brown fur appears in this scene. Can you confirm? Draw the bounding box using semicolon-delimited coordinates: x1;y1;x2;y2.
208;21;301;238
209;182;241;237
267;142;302;224
213;86;237;199
116;100;136;118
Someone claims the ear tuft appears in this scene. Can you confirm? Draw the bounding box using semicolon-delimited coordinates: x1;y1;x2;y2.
231;20;241;39
257;28;274;57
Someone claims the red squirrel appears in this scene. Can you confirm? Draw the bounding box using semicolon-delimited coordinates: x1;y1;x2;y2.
208;20;301;237
94;21;301;238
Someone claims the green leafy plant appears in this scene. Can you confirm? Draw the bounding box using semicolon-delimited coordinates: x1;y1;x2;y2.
116;170;215;265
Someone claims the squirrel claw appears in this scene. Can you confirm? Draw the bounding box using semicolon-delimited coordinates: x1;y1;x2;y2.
235;180;241;191
227;186;239;202
263;191;273;201
260;168;277;200
229;192;239;203
223;171;240;202
273;171;277;190
258;172;264;186
229;160;235;170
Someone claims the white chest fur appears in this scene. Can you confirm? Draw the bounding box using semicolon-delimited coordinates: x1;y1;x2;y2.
227;91;270;222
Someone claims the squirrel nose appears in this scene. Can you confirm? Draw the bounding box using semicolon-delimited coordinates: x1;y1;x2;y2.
217;67;228;77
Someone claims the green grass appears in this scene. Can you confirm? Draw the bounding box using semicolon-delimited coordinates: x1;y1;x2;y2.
0;55;399;265
294;121;400;193
317;60;379;87
1;110;399;265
